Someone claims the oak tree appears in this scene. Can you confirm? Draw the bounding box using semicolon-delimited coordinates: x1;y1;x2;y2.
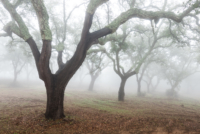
0;0;199;119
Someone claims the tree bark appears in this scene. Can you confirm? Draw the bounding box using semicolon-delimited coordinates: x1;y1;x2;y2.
136;74;142;95
57;51;65;71
26;38;66;119
44;75;66;119
118;77;127;101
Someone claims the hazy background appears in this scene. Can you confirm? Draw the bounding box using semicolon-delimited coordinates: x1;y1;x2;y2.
0;0;200;101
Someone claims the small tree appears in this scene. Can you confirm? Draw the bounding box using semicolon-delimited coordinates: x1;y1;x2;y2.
85;51;108;91
142;63;162;93
161;47;199;97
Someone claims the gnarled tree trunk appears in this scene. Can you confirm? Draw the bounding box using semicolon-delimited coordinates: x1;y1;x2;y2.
44;76;66;119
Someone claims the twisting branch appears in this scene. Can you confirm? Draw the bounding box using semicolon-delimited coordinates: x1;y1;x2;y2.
88;1;200;43
1;0;40;73
105;1;200;33
1;0;31;40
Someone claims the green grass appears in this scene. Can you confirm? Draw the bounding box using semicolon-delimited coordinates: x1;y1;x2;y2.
74;98;134;115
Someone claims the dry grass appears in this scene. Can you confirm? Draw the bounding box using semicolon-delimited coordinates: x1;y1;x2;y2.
0;86;200;134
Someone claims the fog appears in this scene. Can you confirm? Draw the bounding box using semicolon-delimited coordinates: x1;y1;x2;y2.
2;1;200;133
0;0;200;100
1;52;200;100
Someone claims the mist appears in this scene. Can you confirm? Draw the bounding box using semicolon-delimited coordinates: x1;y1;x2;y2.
0;0;200;133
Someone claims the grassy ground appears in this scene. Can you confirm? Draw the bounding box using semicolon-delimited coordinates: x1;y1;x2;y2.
0;85;200;134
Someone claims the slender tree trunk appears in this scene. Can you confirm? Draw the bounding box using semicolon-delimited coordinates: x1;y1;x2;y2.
136;74;141;95
88;75;97;91
118;77;127;101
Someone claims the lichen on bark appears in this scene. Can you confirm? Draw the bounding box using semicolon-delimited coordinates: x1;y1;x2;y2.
3;21;31;40
31;0;52;40
1;0;31;41
98;38;105;45
55;43;64;51
106;4;198;33
106;9;135;33
86;0;108;14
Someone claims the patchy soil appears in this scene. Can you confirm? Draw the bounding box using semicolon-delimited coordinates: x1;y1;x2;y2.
0;86;200;134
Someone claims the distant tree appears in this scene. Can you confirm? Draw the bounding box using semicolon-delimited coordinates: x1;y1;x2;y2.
0;0;199;119
3;40;29;85
24;52;34;82
85;51;109;91
134;21;175;95
96;20;171;100
142;63;162;93
136;60;151;95
160;47;199;97
96;23;138;101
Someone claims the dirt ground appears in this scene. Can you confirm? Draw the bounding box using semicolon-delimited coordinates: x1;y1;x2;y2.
0;85;200;134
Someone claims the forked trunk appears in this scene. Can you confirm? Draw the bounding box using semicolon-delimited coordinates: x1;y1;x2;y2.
118;77;127;101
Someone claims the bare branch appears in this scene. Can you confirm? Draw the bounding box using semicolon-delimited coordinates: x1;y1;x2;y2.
62;1;87;43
